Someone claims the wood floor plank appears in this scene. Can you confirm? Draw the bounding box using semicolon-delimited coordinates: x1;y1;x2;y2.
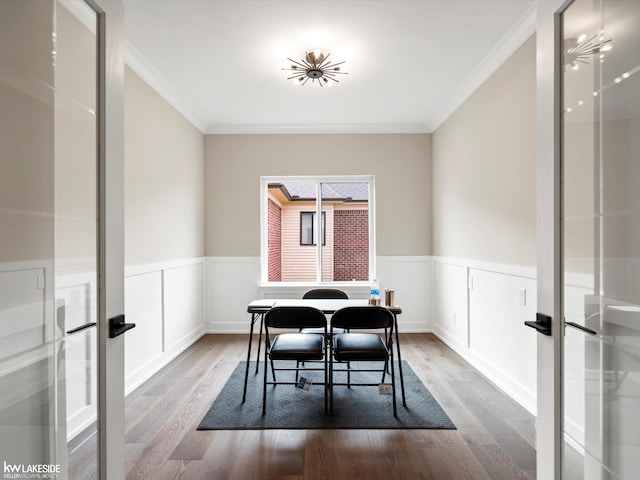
267;430;307;478
153;459;200;480
469;445;532;480
457;370;536;446
112;334;538;479
453;378;537;472
125;394;161;435
125;376;199;443
419;430;494;480
405;354;498;446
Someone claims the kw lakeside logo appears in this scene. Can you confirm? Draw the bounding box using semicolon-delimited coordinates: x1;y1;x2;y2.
3;461;60;479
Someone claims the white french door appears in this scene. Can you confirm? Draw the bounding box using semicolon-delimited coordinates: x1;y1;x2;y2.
0;0;126;478
560;0;640;478
536;0;640;479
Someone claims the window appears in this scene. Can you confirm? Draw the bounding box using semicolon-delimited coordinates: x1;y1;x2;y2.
300;212;325;246
262;176;374;283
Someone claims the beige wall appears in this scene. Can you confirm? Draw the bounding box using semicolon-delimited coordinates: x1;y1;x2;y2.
432;35;537;267
55;4;97;271
124;67;205;266
204;134;432;257
0;0;55;264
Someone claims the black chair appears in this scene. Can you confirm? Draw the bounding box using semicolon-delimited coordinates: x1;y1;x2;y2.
300;288;348;336
329;306;397;417
262;306;328;415
302;288;348;299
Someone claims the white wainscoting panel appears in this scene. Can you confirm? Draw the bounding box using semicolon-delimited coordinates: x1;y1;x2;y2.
56;278;98;440
206;257;261;333
433;260;469;350
124;271;164;387
0;263;50;413
0;267;47;362
33;258;207;440
467;267;537;413
432;257;538;415
377;256;432;332
205;256;432;333
124;258;205;395
164;262;205;351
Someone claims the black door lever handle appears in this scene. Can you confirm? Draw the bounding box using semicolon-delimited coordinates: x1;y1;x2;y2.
109;314;135;338
524;313;552;336
564;321;597;336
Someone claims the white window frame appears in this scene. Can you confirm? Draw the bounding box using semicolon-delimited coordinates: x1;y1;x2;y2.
260;175;376;285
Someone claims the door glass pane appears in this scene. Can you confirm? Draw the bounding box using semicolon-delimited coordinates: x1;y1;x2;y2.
0;0;99;477
55;1;99;478
562;0;640;478
0;0;62;474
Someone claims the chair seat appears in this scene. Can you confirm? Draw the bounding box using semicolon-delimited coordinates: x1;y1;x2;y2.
270;333;324;360
333;333;387;361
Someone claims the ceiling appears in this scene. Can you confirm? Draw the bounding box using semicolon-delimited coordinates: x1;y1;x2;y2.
120;0;537;134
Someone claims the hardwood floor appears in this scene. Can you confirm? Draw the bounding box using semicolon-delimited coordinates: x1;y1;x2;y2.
73;333;537;479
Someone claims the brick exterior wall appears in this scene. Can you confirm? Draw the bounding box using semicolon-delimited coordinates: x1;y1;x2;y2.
267;199;282;281
333;210;368;281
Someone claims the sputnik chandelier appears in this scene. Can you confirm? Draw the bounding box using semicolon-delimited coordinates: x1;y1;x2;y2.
565;32;612;70
283;50;347;86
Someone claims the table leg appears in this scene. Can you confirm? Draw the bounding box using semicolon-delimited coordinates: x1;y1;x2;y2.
393;313;406;406
255;312;264;374
242;312;258;403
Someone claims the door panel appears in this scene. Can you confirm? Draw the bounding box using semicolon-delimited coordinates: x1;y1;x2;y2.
0;0;59;470
562;0;640;478
0;1;125;478
55;2;99;477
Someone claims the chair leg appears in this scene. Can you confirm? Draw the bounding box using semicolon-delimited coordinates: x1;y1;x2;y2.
324;350;328;414
381;359;388;383
265;334;276;382
262;349;268;416
255;313;264;374
390;352;397;417
329;350;334;415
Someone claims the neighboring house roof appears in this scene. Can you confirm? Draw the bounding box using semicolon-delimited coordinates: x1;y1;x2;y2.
269;182;369;202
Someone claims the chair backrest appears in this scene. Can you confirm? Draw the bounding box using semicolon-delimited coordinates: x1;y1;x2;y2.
330;306;394;331
302;288;348;300
264;306;327;330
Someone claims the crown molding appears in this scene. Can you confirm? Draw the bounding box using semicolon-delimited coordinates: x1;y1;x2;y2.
427;3;537;132
58;0;207;133
124;40;208;133
204;123;431;135
61;0;536;136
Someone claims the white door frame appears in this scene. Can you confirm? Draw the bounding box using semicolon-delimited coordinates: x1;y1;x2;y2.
90;0;126;478
535;1;571;479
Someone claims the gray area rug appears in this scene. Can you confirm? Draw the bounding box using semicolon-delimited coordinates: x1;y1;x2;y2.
197;360;455;430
